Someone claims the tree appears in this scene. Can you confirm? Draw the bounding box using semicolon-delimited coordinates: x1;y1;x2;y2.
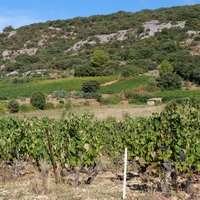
3;25;14;32
30;92;46;110
157;72;182;90
158;60;174;76
7;99;19;113
90;50;109;68
190;69;200;85
121;65;141;77
82;80;100;93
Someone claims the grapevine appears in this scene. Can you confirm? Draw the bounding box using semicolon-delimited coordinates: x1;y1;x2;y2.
0;98;199;193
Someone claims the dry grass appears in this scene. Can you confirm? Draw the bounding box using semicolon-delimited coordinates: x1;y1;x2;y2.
1;162;197;200
10;104;165;121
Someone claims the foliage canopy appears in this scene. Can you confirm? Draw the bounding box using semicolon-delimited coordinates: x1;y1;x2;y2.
30;92;46;110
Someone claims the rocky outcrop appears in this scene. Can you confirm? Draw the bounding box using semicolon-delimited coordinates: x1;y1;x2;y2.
2;48;37;60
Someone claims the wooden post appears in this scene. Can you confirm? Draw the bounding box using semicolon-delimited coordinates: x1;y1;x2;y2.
46;128;58;184
122;148;127;199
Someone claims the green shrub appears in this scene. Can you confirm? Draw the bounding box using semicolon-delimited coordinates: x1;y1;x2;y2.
72;91;84;99
121;65;141;77
194;36;200;41
83;100;90;106
122;112;131;120
61;109;67;119
0;102;7;108
12;78;25;84
124;90;137;99
61;74;67;78
128;99;140;104
104;116;117;123
18;96;26;101
56;103;64;109
125;90;155;102
59;100;65;104
82;80;100;93
145;85;160;93
46;102;55;110
190;41;197;46
157;72;182;90
0;107;6;115
65;100;72;110
136;93;155;103
7;99;19;113
19;104;37;112
148;78;157;86
52;90;71;99
30;92;46;110
83;92;102;99
99;96;122;105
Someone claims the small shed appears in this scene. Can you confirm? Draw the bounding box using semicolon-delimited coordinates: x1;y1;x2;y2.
147;97;162;105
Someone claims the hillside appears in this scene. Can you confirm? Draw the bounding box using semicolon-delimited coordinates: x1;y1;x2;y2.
0;4;200;85
0;6;200;199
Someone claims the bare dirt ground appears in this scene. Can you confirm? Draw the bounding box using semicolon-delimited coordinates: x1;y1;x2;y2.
0;160;199;200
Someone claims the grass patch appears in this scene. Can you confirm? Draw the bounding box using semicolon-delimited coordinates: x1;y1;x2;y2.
99;96;122;105
46;102;55;110
100;76;150;94
0;102;7;115
6;104;165;121
19;104;38;112
155;89;200;102
0;77;116;100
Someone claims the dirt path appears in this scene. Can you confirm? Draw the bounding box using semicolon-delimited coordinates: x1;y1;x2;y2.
101;79;118;86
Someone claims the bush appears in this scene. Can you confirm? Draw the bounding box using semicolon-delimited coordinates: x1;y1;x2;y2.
46;102;55;110
148;78;157;86
30;92;46;110
19;104;37;112
0;107;6;115
121;65;141;77
83;92;102;100
59;100;65;104
124;90;137;99
99;96;122;105
157;72;182;90
52;90;71;99
72;91;84;99
7;99;19;113
65;100;72;110
135;93;155;103
83;100;90;106
0;102;7;115
12;78;25;84
3;25;14;32
56;103;64;109
82;80;100;93
125;91;155;104
128;99;141;104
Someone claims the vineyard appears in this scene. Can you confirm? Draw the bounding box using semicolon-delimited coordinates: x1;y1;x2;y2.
156;90;200;103
100;76;150;94
0;76;115;100
0;98;199;199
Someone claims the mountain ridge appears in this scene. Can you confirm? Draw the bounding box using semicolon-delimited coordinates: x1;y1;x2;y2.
0;4;200;85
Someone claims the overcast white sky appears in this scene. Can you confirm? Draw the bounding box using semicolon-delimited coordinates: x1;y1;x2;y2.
0;0;199;32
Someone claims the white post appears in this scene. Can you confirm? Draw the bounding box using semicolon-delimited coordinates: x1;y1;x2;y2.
122;148;127;199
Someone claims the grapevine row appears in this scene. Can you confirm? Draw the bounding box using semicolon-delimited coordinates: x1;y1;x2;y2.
0;98;199;176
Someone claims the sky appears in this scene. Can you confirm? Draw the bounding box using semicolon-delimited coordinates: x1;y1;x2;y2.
0;0;200;32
